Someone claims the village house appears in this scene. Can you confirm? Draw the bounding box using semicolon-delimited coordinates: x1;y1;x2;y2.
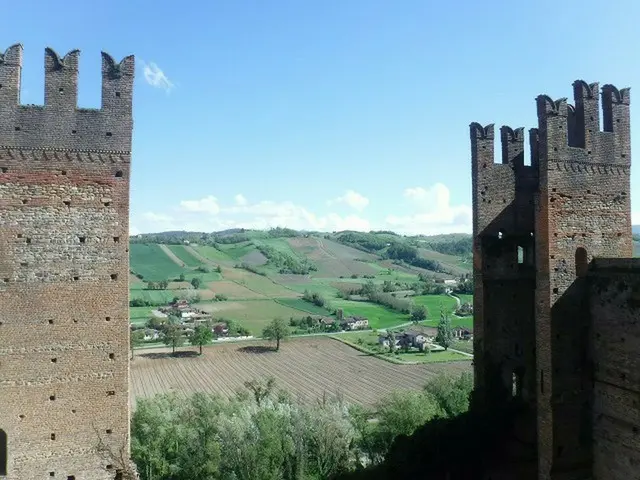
143;329;161;341
452;326;472;340
379;326;437;350
341;316;369;331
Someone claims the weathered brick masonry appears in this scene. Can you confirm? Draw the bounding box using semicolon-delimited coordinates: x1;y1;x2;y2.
0;44;134;479
471;81;640;480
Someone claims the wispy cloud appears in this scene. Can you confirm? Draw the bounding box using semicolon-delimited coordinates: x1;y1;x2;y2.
142;61;174;93
327;190;370;211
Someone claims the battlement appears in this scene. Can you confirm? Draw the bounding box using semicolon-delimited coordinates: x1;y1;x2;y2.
470;122;537;171
536;80;631;164
0;44;134;153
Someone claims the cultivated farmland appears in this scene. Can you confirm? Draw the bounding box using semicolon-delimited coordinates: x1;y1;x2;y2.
130;243;188;281
166;244;205;268
130;336;472;408
287;237;379;277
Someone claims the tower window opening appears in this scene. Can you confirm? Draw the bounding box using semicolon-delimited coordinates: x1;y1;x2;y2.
576;247;588;277
0;429;7;476
517;246;524;264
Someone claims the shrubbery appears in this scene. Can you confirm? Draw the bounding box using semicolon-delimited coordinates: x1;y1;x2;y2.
130;373;473;480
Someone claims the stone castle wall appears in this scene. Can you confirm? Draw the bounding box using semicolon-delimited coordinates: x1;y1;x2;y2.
589;259;640;480
0;44;133;480
471;79;635;480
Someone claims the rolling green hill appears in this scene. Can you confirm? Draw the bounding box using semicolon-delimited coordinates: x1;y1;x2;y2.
128;228;474;334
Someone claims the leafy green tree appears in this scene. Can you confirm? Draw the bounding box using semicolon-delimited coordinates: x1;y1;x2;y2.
163;316;184;355
130;329;146;360
436;311;453;351
215;265;222;273
190;277;202;289
158;279;169;290
178;273;185;282
369;390;443;457
262;317;289;351
189;324;213;355
411;304;428;322
424;372;473;417
387;330;396;353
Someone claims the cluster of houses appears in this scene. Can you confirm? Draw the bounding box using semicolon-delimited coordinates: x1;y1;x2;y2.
378;325;472;351
136;300;229;341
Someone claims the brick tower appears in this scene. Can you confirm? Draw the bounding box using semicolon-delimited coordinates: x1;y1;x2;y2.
0;45;134;479
471;80;632;479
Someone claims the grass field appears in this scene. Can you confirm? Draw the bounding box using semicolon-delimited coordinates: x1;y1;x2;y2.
130;336;472;408
130;244;188;281
456;294;473;304
217;242;257;260
412;294;458;316
286;237;380;277
421;316;473;329
222;267;299;297
130;288;181;304
166;244;204;268
130;306;155;327
331;299;408;329
194;299;313;334
276;298;334;316
191;245;234;264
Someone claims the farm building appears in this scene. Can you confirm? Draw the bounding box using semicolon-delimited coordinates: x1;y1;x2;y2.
341;316;369;331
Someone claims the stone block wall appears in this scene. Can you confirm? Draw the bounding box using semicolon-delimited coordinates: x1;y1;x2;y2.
0;44;133;480
589;258;640;480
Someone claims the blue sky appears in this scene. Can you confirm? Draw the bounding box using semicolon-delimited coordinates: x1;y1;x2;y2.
5;0;640;234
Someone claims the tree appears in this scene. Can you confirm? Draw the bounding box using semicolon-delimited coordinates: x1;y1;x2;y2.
262;317;289;351
410;304;428;323
215;265;222;273
158;279;169;290
130;330;146;360
436;311;453;351
190;277;202;289
387;330;396;353
178;273;185;282
163;316;184;355
189;324;213;355
243;377;276;406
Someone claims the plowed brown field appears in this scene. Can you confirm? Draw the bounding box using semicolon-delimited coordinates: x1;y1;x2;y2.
131;336;472;408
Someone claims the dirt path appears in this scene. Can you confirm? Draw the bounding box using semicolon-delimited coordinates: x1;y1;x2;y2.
159;244;186;267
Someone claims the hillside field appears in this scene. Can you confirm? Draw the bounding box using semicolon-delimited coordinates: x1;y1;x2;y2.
128;229;474;335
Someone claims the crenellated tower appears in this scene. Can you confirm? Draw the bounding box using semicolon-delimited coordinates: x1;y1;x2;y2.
534;81;632;479
470;121;539;408
0;44;134;480
471;79;633;480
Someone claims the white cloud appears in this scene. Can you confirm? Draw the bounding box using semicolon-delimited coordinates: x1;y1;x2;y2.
632;210;640;225
327;190;370;211
384;183;472;236
142;61;174;93
132;183;471;236
179;196;220;214
234;194;248;206
135;195;371;234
